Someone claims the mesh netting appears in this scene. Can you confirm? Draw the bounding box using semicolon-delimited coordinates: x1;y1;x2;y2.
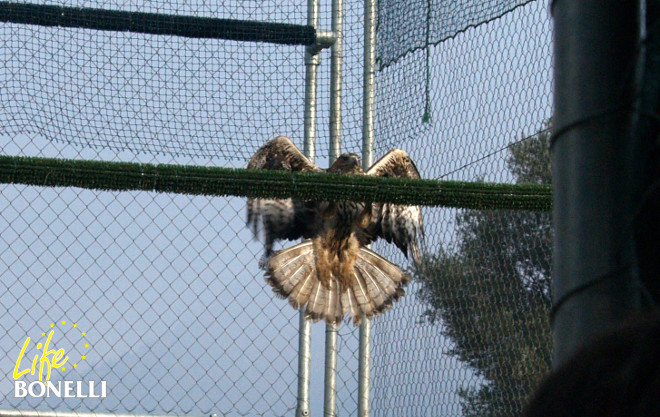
0;29;305;160
0;0;553;416
371;1;553;416
377;0;535;68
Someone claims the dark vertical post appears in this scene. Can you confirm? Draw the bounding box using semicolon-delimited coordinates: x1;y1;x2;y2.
551;1;642;368
634;0;660;307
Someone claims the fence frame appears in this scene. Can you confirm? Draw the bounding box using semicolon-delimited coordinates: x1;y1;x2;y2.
0;0;562;415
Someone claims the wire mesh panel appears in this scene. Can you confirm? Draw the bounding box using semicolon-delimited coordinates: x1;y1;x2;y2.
371;1;553;416
0;0;309;161
0;185;300;415
1;0;553;416
0;1;312;415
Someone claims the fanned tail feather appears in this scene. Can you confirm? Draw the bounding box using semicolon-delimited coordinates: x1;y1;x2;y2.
349;247;410;324
305;279;327;322
356;248;409;300
288;268;315;309
265;240;315;303
265;241;410;326
322;279;342;325
341;285;361;326
358;266;389;314
350;269;375;319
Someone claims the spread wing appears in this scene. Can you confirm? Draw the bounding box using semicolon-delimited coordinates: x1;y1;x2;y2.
247;136;324;256
247;135;320;173
363;149;425;265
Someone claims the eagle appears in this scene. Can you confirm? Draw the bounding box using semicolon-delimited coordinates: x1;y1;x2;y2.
247;136;424;326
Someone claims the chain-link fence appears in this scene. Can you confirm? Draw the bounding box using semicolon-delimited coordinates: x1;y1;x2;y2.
1;0;553;416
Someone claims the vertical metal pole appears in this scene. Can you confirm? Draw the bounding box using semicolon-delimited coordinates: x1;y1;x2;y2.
634;0;660;305
323;324;338;417
296;312;312;417
304;0;321;161
299;1;319;416
329;0;343;160
362;0;375;168
324;0;342;415
304;48;320;159
551;0;641;368
357;319;371;417
358;0;376;416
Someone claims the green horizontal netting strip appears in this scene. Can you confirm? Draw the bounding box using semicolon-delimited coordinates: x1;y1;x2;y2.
0;1;315;45
0;155;551;211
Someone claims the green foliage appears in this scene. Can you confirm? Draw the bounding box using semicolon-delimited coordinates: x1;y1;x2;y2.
415;123;552;417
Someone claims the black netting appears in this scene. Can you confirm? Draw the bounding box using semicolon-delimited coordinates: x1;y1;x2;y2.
377;0;535;69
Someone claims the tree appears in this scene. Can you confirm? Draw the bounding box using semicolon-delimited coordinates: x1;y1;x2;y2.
415;122;552;417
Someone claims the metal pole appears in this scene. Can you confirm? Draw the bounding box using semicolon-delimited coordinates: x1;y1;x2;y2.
551;0;642;368
297;312;312;417
634;0;660;306
323;323;338;417
324;0;342;415
299;0;320;415
358;0;376;415
303;0;321;161
362;0;375;170
304;46;320;158
357;318;371;417
329;0;343;160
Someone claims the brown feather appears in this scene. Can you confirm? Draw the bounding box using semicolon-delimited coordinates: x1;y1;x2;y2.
250;139;423;326
353;247;410;314
350;269;375;319
356;266;388;313
323;279;343;325
247;136;320;173
364;149;425;266
246;136;324;255
341;287;362;326
305;279;327;322
265;241;316;307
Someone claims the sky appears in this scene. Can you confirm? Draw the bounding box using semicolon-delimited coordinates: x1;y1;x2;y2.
0;0;553;416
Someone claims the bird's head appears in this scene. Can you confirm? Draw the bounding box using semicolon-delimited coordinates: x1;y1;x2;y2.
328;153;363;174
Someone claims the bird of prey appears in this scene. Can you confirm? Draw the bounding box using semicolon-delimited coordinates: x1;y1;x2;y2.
247;136;424;326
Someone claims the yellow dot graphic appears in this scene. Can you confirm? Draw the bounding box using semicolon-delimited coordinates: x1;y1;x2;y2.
40;320;92;374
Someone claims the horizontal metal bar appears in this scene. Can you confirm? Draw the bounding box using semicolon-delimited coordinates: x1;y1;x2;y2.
0;410;208;417
0;1;315;45
0;155;552;210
